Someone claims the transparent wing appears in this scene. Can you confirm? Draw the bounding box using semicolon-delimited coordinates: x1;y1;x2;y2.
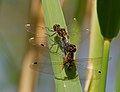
30;47;112;79
27;23;64;76
30;58;63;75
63;18;90;46
75;57;112;80
30;44;64;75
25;23;55;35
25;22;89;49
26;23;63;54
26;23;111;80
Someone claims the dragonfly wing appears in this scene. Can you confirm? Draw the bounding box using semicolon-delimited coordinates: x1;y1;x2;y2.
29;36;63;55
76;57;102;69
30;60;54;75
29;36;48;47
76;57;112;69
63;18;90;46
75;57;112;80
25;23;56;38
26;23;63;54
30;59;63;75
75;57;102;80
26;23;64;75
30;44;63;75
77;65;101;80
25;23;48;35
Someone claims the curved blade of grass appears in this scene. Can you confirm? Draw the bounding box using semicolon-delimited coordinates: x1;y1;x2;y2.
85;0;103;92
42;0;82;92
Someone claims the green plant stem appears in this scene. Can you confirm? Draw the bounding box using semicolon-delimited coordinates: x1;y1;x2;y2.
100;39;111;92
116;55;120;92
85;0;103;91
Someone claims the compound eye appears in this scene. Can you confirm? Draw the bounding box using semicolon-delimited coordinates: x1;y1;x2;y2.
57;24;60;27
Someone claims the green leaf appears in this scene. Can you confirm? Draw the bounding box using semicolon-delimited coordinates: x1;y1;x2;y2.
97;0;120;40
75;0;87;24
42;0;82;92
86;7;103;92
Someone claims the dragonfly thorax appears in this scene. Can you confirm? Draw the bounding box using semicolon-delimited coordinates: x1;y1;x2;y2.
59;28;68;37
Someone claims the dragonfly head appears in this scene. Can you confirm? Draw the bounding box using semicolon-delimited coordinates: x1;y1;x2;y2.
53;24;60;31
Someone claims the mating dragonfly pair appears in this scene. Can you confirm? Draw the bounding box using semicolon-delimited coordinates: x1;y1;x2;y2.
25;20;109;81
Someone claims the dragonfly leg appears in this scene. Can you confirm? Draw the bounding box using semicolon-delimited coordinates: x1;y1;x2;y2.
45;27;54;32
49;43;57;50
45;32;56;37
49;43;60;54
50;33;56;37
55;44;60;53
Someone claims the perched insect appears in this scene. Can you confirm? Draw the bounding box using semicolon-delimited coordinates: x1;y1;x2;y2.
25;18;89;53
26;24;67;53
62;43;78;79
63;43;77;67
29;44;109;81
26;20;109;81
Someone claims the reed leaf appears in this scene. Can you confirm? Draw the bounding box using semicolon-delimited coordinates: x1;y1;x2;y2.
42;0;82;92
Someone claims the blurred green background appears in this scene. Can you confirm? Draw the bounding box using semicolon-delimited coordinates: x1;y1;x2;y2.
0;0;120;92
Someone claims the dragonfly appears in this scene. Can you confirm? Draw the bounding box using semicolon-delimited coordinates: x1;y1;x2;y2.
25;20;107;81
25;18;89;54
29;43;106;81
